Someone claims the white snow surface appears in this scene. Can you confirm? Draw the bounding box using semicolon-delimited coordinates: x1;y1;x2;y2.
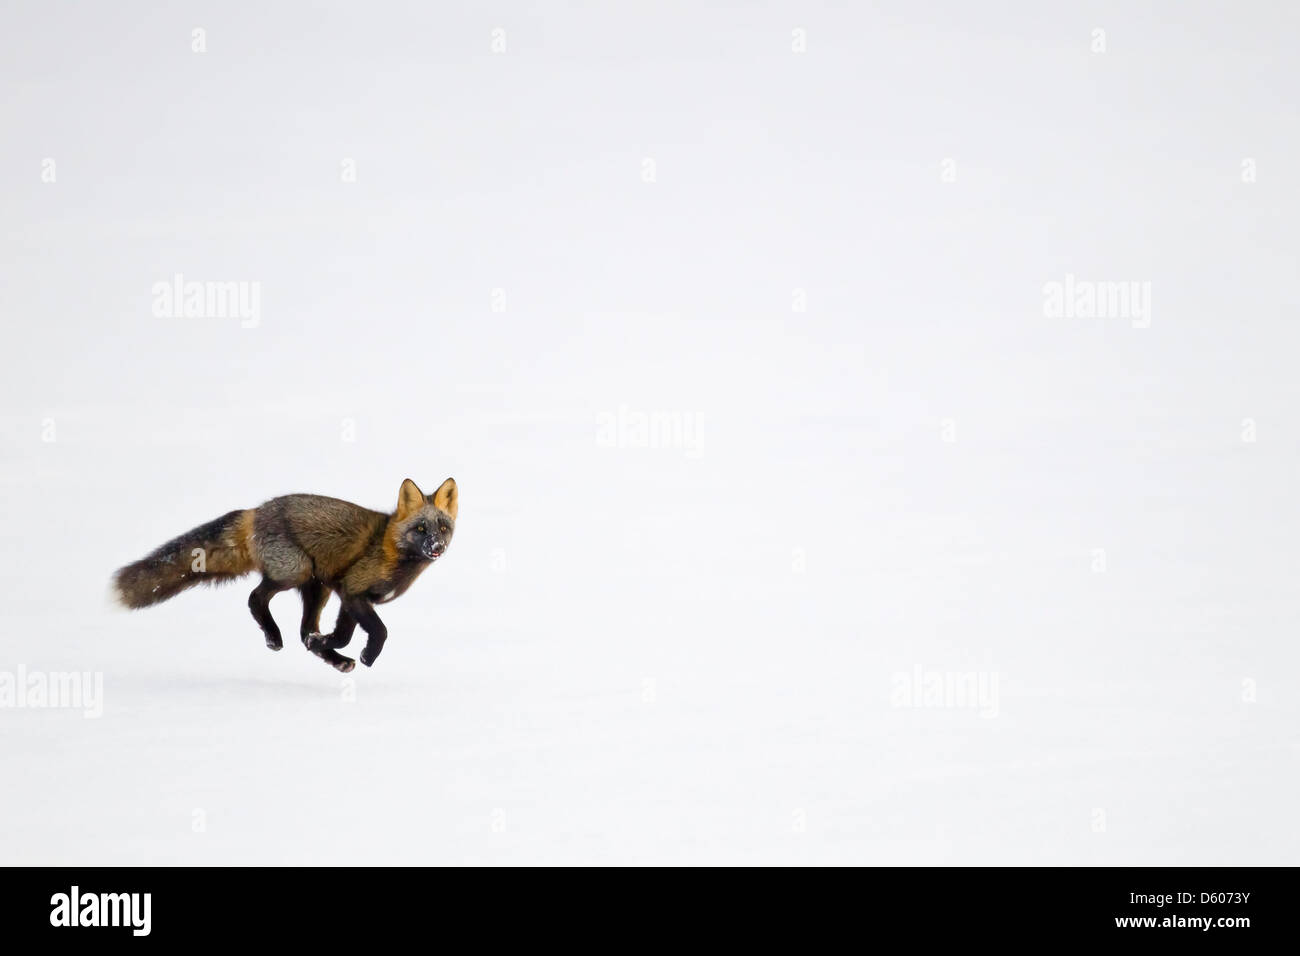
1;2;1298;865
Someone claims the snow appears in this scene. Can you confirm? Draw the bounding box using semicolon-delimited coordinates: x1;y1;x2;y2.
1;3;1298;865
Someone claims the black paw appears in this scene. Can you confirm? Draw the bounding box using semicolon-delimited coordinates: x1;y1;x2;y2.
265;634;283;651
359;649;378;668
307;641;356;673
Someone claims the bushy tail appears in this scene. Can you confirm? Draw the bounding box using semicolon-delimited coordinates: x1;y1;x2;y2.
113;509;258;609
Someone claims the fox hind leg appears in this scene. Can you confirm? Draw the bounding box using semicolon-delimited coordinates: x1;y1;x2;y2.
297;579;331;645
248;576;293;651
305;605;358;672
310;606;356;650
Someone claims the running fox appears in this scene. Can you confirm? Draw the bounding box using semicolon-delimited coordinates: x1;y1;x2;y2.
112;478;457;672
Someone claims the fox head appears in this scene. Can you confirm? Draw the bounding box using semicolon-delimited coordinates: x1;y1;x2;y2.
392;477;457;562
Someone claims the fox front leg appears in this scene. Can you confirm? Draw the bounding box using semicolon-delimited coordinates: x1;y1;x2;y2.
305;605;358;673
344;598;388;668
305;605;355;651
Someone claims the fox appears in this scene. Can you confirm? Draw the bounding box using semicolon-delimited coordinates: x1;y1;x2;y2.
111;477;457;672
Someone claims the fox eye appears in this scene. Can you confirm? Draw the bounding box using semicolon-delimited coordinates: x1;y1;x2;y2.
415;523;427;534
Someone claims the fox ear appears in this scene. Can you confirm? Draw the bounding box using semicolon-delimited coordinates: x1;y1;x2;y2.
430;477;458;519
396;478;425;519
